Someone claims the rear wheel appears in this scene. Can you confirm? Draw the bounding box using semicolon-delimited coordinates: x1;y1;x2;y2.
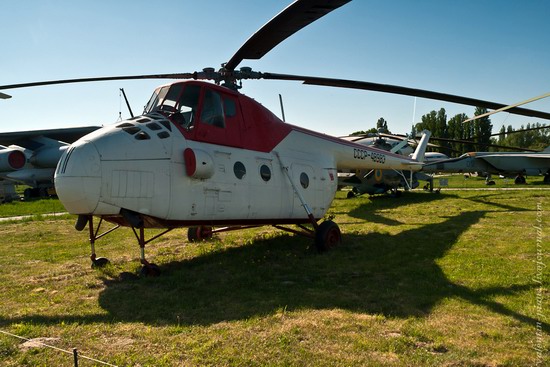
514;175;526;184
314;220;341;252
140;263;161;277
187;226;213;242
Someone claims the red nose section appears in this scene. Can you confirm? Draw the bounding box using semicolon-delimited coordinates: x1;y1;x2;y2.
8;150;25;169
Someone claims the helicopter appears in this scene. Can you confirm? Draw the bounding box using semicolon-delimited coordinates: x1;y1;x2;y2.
2;0;550;276
338;130;437;197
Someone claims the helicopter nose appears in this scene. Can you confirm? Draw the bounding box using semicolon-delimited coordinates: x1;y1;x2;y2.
54;140;101;214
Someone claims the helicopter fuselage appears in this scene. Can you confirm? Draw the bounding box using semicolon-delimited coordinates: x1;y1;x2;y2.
54;80;420;228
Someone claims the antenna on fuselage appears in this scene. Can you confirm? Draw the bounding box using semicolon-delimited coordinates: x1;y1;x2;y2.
119;88;134;119
278;94;286;122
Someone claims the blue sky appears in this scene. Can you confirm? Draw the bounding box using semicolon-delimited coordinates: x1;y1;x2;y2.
1;0;549;137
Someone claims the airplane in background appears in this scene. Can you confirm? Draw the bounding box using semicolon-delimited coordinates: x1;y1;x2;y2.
421;146;550;184
0;126;100;199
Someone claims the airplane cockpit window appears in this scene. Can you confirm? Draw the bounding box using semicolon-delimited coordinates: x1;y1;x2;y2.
200;89;225;128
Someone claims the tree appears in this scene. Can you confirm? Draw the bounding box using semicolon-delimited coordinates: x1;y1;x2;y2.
376;117;389;133
473;107;492;151
447;113;468;156
350;128;377;136
498;125;506;144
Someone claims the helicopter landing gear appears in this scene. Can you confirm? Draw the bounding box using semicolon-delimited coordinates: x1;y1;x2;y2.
514;174;527;185
314;220;341;252
130;225;175;277
187;226;213;242
140;263;161;277
91;256;110;268
76;215;119;269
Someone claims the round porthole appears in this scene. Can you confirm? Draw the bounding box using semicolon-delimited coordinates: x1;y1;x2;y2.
233;161;246;179
260;164;271;182
300;172;309;189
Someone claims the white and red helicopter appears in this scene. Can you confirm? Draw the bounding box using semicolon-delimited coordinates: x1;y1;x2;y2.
2;0;549;276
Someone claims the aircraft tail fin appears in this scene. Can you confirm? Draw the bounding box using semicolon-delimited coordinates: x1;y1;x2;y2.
410;130;431;162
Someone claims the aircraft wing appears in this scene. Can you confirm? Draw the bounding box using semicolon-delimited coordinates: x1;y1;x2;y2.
472;153;550;175
421;151;550;176
0;126;100;147
0;126;101;188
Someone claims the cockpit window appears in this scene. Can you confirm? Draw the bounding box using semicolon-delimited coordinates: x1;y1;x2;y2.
176;85;200;129
224;98;236;118
200;89;225;128
144;86;169;114
144;84;200;129
161;83;184;112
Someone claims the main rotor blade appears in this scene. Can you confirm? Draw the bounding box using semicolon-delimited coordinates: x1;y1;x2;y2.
0;73;196;91
224;0;350;71
462;91;550;123
262;73;550;121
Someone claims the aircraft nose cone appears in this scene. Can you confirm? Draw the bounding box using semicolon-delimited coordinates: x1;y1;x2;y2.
54;140;101;214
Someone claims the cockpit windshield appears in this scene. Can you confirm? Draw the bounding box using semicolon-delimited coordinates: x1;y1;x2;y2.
144;83;201;129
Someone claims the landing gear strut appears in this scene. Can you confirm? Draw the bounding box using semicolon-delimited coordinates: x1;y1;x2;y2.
76;214;174;276
76;215;119;269
274;152;342;252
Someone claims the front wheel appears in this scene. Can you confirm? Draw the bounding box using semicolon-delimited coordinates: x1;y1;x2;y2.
314;220;341;252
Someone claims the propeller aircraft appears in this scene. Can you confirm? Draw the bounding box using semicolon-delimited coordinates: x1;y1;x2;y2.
2;0;550;276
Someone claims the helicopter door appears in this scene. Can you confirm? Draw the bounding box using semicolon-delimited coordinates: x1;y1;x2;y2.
195;88;243;148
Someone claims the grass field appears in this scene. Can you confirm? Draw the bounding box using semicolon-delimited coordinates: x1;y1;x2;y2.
431;173;548;189
0;189;548;366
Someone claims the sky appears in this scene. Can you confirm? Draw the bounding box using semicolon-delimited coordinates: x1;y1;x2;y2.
1;0;550;138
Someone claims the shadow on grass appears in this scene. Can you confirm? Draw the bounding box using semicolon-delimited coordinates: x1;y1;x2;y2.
95;208;546;332
333;190;450;226
1;198;545;333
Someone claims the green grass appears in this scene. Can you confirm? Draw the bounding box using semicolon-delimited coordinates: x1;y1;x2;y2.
433;173;548;189
0;197;66;218
0;190;548;366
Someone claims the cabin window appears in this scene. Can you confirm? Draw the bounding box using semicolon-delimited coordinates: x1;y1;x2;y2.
260;164;271;182
300;172;309;189
233;161;246;179
200;89;225;128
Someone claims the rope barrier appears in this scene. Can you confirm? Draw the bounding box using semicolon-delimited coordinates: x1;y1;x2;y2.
0;329;119;367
